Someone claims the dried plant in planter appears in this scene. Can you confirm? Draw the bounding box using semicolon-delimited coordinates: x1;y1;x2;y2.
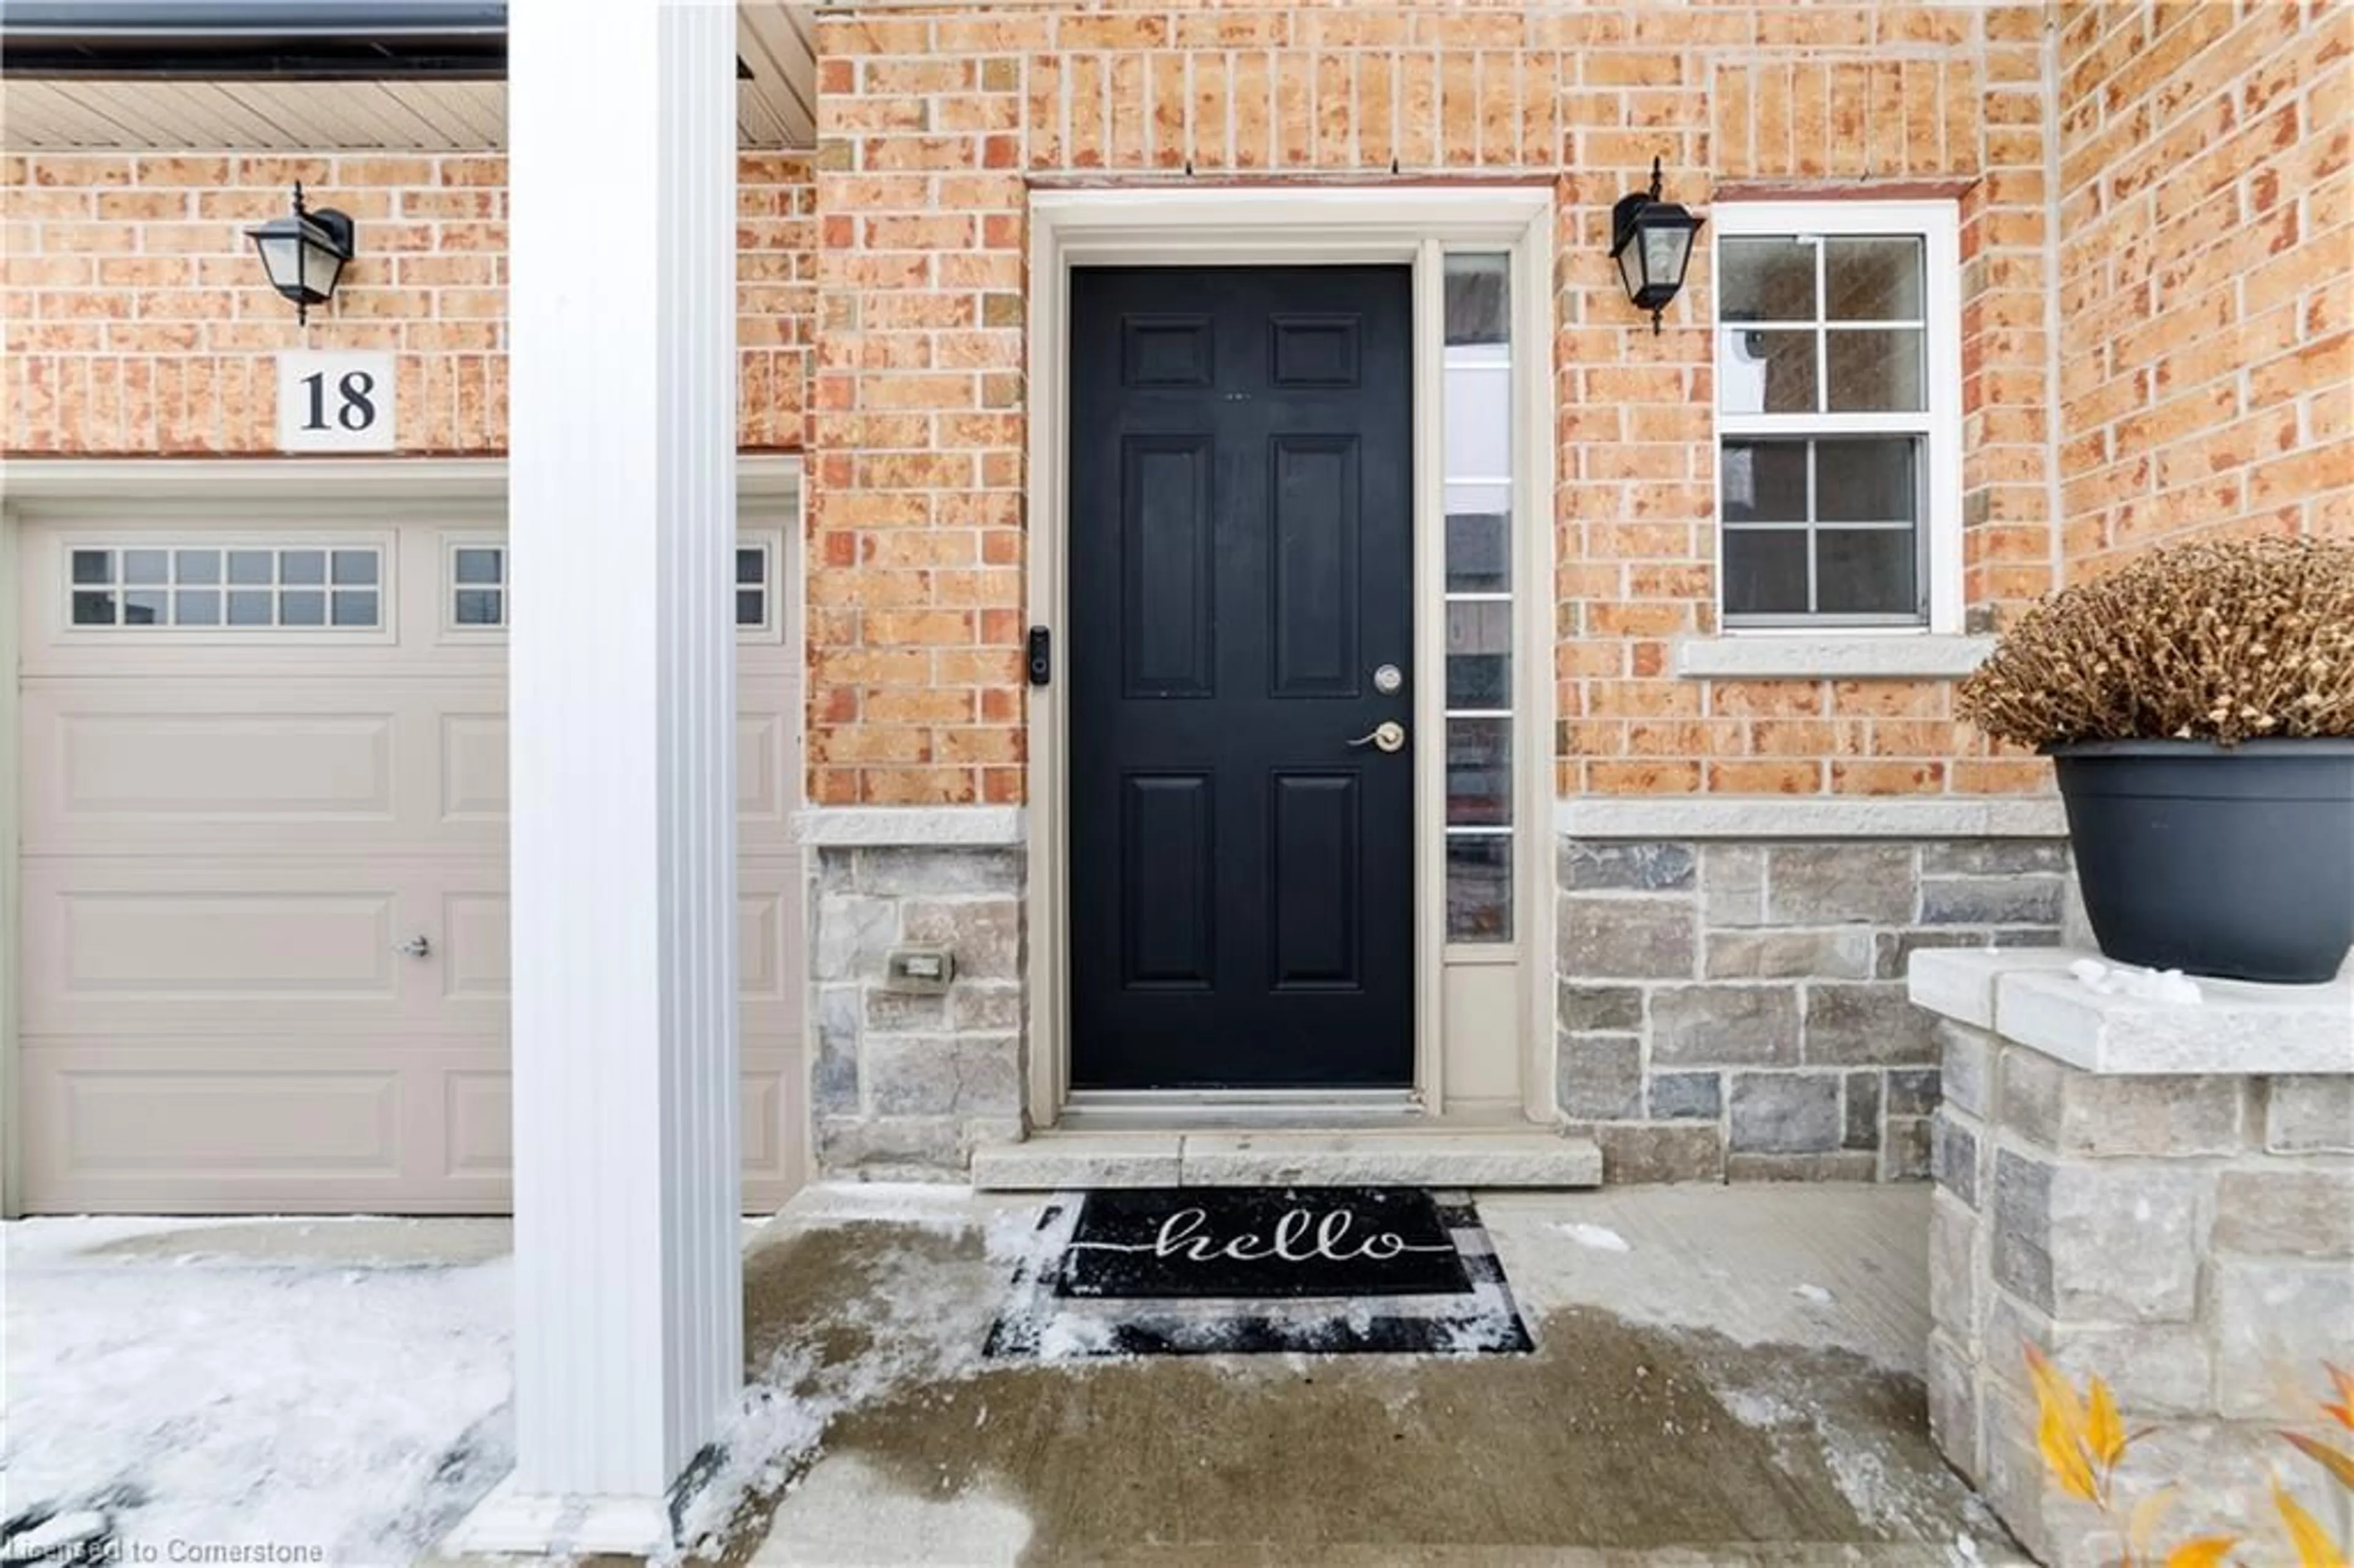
1957;537;2354;748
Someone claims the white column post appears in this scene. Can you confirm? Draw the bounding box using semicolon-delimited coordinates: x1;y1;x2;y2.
464;0;742;1551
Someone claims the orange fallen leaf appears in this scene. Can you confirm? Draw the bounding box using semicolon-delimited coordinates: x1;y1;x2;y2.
2274;1475;2350;1568
2163;1538;2238;1568
2089;1377;2130;1469
2284;1431;2354;1492
2025;1343;2100;1502
2026;1345;2089;1440
2325;1363;2354;1433
2040;1398;2100;1503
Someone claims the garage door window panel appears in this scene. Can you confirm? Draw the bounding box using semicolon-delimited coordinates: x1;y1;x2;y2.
441;536;780;636
68;543;384;631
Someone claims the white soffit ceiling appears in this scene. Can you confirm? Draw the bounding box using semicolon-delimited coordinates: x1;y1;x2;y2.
1;3;816;151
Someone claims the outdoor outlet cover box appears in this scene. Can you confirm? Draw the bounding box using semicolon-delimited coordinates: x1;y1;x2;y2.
884;946;955;994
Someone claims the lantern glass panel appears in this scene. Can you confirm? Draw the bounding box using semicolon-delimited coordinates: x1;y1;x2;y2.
299;235;347;300
1640;223;1695;297
253;231;305;295
1615;239;1646;303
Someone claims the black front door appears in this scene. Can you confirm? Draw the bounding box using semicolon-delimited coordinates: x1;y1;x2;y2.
1068;265;1414;1090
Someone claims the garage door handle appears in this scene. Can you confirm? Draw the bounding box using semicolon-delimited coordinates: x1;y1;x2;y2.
395;935;433;959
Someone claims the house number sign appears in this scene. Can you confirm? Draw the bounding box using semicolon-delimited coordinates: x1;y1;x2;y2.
276;350;397;452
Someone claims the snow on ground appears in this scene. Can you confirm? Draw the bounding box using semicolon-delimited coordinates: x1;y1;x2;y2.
671;1199;1060;1559
2;1195;1052;1567
3;1217;512;1566
1553;1221;1632;1253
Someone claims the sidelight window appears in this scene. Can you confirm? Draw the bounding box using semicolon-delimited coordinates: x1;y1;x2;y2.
1712;202;1960;629
1441;252;1515;943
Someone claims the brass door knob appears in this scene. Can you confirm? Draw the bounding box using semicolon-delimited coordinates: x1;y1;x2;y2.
1346;720;1407;754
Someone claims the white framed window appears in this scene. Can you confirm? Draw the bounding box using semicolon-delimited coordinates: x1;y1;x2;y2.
1711;200;1962;633
440;532;782;638
446;535;508;631
732;536;778;637
64;539;387;634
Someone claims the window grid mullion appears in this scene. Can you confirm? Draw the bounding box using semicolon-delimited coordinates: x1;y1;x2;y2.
1813;237;1829;419
1804;441;1821;615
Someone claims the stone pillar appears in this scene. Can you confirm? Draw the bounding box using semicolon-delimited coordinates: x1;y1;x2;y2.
455;0;744;1553
802;815;1029;1178
1911;950;2354;1567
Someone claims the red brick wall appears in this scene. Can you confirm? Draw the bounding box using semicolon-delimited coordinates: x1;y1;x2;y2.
18;6;2341;809
2055;0;2353;572
803;2;2059;807
2;151;814;453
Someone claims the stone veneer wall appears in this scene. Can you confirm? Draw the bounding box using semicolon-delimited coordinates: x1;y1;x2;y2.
807;834;2081;1182
810;845;1027;1178
1555;838;2068;1184
1925;1024;2354;1566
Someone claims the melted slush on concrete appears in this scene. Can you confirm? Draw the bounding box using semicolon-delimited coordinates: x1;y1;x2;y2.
708;1185;2022;1567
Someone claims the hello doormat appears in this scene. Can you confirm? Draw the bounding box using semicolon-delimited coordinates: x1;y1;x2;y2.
983;1186;1535;1358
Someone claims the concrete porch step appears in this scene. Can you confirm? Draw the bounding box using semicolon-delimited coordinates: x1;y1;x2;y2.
972;1130;1602;1190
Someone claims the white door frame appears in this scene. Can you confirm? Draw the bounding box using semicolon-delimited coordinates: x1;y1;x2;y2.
1;500;19;1217
1023;185;1558;1130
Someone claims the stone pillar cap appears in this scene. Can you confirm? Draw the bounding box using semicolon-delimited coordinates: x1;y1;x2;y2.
1907;948;2353;1078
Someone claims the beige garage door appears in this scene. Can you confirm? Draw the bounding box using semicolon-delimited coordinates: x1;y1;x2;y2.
13;502;807;1214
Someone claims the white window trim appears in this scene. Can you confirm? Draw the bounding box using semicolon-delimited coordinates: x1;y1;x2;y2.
1704;198;1965;652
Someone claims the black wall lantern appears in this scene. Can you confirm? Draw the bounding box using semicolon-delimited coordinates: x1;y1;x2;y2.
1610;157;1704;333
244;183;355;325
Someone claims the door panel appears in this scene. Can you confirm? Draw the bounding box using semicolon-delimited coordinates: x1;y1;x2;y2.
1122;436;1216;698
1069;265;1414;1090
1268;434;1361;697
1121;774;1215;989
1269;771;1362;988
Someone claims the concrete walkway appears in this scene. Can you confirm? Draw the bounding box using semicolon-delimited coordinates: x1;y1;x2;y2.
12;1190;2019;1564
715;1183;2022;1566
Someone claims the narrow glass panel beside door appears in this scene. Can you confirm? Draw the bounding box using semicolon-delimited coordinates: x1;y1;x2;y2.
1441;253;1514;943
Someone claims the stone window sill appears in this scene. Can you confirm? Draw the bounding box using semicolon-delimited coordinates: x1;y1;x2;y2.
1672;634;1995;680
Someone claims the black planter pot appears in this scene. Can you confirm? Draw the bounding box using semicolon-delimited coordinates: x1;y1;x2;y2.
2049;738;2354;984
